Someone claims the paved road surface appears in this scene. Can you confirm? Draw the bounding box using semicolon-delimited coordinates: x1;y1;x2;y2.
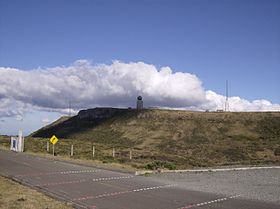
152;168;280;205
0;149;279;209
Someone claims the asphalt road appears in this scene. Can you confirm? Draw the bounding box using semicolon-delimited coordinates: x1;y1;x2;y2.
152;168;280;205
0;149;279;209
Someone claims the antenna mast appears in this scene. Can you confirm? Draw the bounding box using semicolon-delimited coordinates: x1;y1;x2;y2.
68;101;71;117
225;80;229;112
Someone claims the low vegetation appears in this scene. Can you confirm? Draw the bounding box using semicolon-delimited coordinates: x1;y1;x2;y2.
1;109;280;170
0;175;73;209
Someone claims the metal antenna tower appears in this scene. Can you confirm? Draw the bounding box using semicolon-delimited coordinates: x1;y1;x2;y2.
225;80;229;112
68;101;71;117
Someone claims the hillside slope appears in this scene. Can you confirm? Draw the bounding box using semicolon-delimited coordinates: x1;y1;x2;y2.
30;108;280;168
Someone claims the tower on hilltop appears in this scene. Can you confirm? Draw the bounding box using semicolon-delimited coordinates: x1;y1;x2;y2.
136;96;143;110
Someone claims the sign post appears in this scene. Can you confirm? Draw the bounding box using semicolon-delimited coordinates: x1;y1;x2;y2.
49;135;59;157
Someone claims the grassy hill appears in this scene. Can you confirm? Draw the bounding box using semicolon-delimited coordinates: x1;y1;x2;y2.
26;109;280;169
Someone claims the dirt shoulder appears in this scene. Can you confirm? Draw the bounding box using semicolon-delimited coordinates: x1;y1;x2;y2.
0;175;73;209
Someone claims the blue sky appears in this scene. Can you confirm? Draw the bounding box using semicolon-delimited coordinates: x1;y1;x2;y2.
0;0;280;135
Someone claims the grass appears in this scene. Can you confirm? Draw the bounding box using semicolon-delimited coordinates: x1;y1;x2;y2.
0;136;136;172
1;109;280;170
0;175;73;209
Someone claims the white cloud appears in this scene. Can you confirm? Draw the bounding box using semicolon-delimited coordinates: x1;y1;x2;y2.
203;90;280;112
0;60;279;118
0;97;31;118
42;118;54;125
15;115;23;121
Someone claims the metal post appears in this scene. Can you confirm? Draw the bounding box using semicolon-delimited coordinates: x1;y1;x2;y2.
129;149;132;160
52;144;55;157
71;144;74;156
92;146;95;158
112;148;115;158
47;141;49;152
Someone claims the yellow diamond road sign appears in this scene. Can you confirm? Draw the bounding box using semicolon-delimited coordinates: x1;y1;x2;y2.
50;135;58;145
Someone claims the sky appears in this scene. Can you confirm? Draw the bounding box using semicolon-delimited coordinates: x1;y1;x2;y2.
0;0;280;135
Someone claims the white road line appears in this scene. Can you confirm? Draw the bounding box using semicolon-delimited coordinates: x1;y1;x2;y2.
74;184;176;201
16;169;101;177
178;194;241;209
36;175;134;186
135;166;280;175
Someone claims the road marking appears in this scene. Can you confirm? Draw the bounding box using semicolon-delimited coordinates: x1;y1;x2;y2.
73;184;176;201
15;169;101;177
165;166;280;173
178;194;241;209
36;175;134;186
135;166;280;175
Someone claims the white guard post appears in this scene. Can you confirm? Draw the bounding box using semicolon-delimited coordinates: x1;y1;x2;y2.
10;130;24;152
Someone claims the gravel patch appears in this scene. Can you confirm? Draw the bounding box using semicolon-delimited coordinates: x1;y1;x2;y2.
149;168;280;204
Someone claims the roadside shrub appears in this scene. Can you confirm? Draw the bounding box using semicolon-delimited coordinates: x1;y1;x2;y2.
274;148;280;156
144;161;176;170
102;156;115;164
222;148;247;161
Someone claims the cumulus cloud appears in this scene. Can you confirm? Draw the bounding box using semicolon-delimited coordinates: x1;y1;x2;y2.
0;60;279;118
0;97;31;118
42;118;56;125
203;91;280;112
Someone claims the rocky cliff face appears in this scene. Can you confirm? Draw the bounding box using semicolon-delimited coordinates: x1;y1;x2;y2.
78;107;128;120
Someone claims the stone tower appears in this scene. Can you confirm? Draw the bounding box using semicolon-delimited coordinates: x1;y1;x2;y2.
136;96;143;110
